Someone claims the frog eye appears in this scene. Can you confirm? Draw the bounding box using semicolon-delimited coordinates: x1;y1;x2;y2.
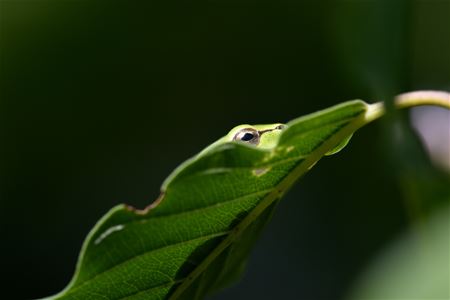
233;128;260;145
275;124;286;130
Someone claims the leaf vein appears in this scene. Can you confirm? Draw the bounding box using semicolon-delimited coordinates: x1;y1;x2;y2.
66;231;230;298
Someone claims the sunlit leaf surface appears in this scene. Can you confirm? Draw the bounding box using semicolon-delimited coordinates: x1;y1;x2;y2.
46;100;376;300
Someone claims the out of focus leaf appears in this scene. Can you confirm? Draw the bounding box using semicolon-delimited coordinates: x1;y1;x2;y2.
347;205;450;300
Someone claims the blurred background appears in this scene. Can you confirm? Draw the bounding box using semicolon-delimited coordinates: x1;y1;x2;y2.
1;1;449;299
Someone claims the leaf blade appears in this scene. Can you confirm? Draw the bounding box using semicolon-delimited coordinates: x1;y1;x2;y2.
47;100;371;300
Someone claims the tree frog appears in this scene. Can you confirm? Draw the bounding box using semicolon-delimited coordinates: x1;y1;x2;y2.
199;123;286;156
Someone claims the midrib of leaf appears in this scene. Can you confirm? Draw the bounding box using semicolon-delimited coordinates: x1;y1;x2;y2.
120;280;183;300
168;102;385;299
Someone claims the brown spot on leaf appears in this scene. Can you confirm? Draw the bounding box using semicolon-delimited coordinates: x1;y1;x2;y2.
252;167;270;176
125;191;166;215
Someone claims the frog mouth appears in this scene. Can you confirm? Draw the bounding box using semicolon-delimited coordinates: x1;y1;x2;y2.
258;124;285;136
258;129;275;135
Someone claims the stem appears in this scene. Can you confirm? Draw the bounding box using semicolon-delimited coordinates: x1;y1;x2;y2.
394;90;450;110
364;90;450;124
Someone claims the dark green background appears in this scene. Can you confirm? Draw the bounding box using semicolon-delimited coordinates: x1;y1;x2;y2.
1;1;449;299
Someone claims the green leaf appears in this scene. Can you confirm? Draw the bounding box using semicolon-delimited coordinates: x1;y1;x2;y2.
347;205;450;300
42;92;449;300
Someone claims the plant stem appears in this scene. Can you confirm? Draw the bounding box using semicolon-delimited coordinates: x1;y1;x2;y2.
364;90;450;123
394;90;450;110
